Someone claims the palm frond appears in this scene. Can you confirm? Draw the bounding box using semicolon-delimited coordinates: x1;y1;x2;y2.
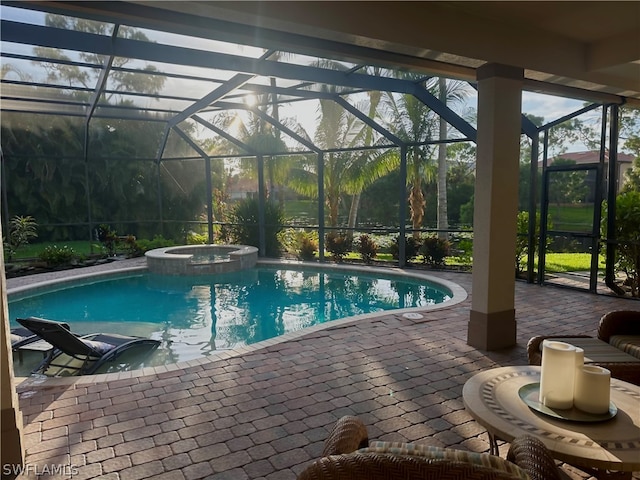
287;167;318;198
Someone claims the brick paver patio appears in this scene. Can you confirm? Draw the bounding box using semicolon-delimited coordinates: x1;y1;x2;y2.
7;260;640;479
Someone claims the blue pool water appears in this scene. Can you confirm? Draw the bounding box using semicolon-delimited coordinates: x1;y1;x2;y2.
9;266;452;366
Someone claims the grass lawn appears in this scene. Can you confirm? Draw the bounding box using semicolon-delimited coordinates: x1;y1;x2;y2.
10;240;603;276
340;251;602;274
548;204;595;232
283;200;318;223
526;252;605;273
10;241;99;260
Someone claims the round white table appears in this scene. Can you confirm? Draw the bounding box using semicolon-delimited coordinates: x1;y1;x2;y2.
463;366;640;479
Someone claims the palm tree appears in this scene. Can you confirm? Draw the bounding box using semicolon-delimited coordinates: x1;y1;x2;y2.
437;78;471;238
217;95;290;201
288;87;393;227
437;77;449;239
384;76;470;239
384;86;438;238
346;67;387;236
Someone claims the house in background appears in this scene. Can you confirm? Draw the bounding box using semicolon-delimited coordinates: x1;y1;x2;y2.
552;150;635;193
225;176;296;202
226;176;259;201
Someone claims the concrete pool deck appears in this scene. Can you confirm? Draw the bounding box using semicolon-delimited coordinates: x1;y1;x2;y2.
7;258;640;480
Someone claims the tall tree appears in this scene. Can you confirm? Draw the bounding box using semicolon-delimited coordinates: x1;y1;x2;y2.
437;78;449;239
383;76;471;238
215;99;290;201
445;142;476;225
622;154;640;192
288;87;393;227
620;105;640;192
434;79;472;232
346;67;387;235
34;17;164;98
0;16;217;241
384;82;438;238
547;157;589;206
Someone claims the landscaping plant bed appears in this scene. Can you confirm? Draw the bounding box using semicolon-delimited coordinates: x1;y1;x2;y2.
5;256;113;279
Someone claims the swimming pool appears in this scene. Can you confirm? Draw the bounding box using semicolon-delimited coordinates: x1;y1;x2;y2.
8;262;465;372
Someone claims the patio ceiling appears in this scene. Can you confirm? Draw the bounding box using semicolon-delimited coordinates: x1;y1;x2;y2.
170;1;639;103
19;1;639;102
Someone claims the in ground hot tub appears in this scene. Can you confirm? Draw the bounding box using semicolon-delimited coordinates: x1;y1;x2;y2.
145;244;258;275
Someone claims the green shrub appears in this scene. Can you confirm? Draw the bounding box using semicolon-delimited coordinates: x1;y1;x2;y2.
122;235;143;257
357;234;378;264
325;232;352;262
95;224;118;256
450;233;473;265
4;215;38;261
299;234;318;261
38;245;78;267
228;198;284;257
214;223;232;244
614;191;640;296
420;235;450;266
187;231;208;245
136;235;176;252
515;211;547;274
369;234;395;254
460;195;474;225
94;225;145;257
279;228;298;257
391;235;420;263
280;229;318;260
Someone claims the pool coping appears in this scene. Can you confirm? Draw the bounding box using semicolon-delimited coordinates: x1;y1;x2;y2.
11;259;468;389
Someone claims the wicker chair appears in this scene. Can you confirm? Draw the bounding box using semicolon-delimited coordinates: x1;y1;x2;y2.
299;416;563;480
526;310;640;386
598;310;640;355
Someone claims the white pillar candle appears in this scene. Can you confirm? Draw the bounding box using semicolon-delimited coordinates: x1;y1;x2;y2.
575;347;584;370
539;340;576;409
574;365;611;414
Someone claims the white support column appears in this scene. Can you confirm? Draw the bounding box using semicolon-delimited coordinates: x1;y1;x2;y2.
468;63;523;350
0;227;25;477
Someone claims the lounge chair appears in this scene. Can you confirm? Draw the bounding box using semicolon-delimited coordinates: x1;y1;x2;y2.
16;317;160;377
11;326;40;350
10;322;70;363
